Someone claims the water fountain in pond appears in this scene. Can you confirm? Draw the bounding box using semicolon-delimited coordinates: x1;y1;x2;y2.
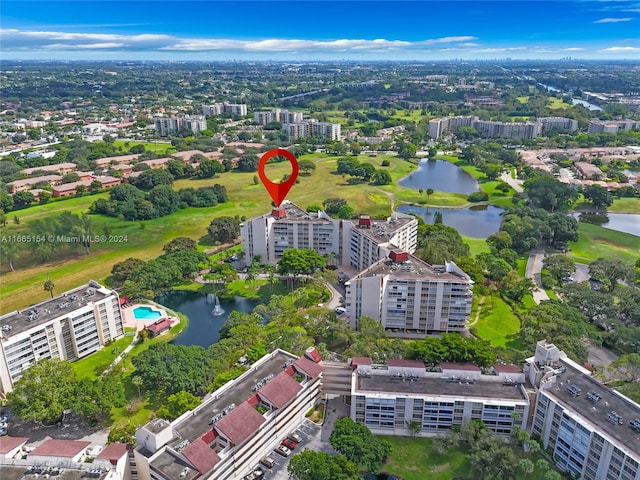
211;295;224;316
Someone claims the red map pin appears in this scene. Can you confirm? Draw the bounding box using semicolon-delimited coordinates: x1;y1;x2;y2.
257;148;299;207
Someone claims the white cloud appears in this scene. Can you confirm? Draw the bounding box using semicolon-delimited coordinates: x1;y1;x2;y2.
599;45;640;51
593;17;634;22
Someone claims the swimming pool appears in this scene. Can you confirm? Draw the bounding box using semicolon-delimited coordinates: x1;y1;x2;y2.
133;306;163;321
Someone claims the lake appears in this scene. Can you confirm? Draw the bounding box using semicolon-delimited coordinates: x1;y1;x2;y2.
601;213;640;237
155;291;259;347
398;159;479;194
398;204;504;238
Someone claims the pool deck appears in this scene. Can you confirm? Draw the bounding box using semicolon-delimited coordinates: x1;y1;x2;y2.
122;303;178;332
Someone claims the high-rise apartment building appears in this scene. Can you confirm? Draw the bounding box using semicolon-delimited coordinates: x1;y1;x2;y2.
202;103;248;116
240;202;417;269
0;281;125;394
588;119;640;134
428;115;544;140
252;109;303;125
154;115;208;136
538;117;579;132
526;340;640;479
133;348;323;480
344;253;473;335
350;357;529;437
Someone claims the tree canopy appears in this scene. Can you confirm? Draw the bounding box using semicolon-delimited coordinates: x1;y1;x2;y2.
330;417;391;473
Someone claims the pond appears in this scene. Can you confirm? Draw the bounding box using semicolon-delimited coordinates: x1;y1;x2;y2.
398;159;479;194
576;212;640;237
398;204;504;238
155;290;259;347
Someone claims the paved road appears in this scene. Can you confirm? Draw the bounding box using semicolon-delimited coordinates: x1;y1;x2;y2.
525;241;549;304
587;341;619;368
500;171;524;193
573;263;590;283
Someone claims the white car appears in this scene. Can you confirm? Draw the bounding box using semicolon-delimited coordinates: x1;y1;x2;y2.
274;444;291;457
0;427;7;436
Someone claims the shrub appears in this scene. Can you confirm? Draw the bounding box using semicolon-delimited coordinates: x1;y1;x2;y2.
467;191;489;202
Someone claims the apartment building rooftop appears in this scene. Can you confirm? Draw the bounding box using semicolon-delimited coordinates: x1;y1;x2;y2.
355;368;527;401
0;281;112;339
259;201;332;223
543;359;640;455
0;466;108;480
351;214;415;243
352;253;470;282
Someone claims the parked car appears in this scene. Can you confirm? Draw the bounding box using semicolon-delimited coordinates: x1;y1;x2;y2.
281;437;298;450
0;427;7;436
0;422;7;429
243;467;264;480
287;432;303;443
562;276;574;283
0;415;8;423
274;445;291;457
259;456;276;469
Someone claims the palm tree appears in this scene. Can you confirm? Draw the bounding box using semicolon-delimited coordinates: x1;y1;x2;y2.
43;278;55;298
132;375;143;398
426;188;434;199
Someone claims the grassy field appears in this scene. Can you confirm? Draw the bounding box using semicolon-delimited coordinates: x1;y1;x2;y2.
462;235;490;257
609;197;640;213
547;97;568;109
569;222;640;264
71;330;136;380
473;294;523;349
516;96;529;103
381;436;554;480
112;140;175;155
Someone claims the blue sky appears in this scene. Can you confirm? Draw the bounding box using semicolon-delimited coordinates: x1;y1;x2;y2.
1;1;640;60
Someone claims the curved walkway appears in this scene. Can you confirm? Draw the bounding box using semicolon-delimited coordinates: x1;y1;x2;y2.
525;241;549;304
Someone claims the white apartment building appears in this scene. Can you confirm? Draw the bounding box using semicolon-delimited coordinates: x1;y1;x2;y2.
588;119;640;134
202;103;248;116
0;281;125;394
154;115;208;136
133;348;323;480
526;340;640;480
350;357;529;437
538;117;579;132
283;120;341;141
428;115;542;140
253;109;303;125
344;253;473;336
239;202;417;269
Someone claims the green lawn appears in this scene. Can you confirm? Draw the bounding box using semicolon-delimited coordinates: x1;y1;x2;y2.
569;222;640;264
71;331;136;380
473;294;523;349
547;97;568;109
224;279;288;300
380;436;555;480
461;235;490;257
609;197;640;213
112;140;175;155
516;96;529;104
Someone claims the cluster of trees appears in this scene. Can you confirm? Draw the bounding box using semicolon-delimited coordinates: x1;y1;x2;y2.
329;417;391;473
6;358;125;425
0;212;97;271
207;216;241;244
460;142;521;180
113;239;208;297
319;197;354;218
277;248;326;276
523;176;579;212
288;451;360;480
407;333;497;367
336;157;392;185
416;222;470;265
90;183;227;221
433;419;558;480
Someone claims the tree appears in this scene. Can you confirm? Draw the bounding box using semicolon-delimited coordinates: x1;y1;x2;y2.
207;216;241;244
197;159;224;178
148;185;180;216
589;258;635;291
156;390;201;420
278;249;326;276
544;255;575;282
163;237;197;254
238;154;259;172
417;223;470;265
43;278;55;298
288;450;360;480
0;191;14;212
72;374;126;422
330;417;390;473
372;169;392;185
322;197;348;216
131;169;174;190
131;375;143;397
61;172;81;183
6;359;77;424
89;180;103;193
111;258;146;283
519;458;535;479
108;424;137;444
487;231;512;252
426;188;434;199
12;191;35;209
397;141;417;160
0;241;19;271
583;184;613;209
298;159;316;175
523;177;578;212
406;420;421;436
548;213;579;243
607;353;640;383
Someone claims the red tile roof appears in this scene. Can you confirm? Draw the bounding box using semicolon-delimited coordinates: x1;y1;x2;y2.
440;362;481;372
181;438;220;474
259;371;302;408
387;359;425;369
31;439;91;457
96;443;128;464
294;356;323;379
247;394;260;407
146;318;172;334
0;437;29;454
493;364;522;374
305;347;322;363
201;429;217;445
215;402;265;446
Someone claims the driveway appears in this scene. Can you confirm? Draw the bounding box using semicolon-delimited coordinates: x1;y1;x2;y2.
525;241;549;304
499;171;524;193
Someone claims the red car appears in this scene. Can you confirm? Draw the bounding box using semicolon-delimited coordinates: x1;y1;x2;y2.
281;438;298;450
